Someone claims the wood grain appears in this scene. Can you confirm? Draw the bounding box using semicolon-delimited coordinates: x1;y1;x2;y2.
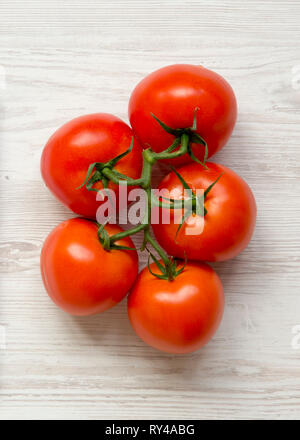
0;0;300;420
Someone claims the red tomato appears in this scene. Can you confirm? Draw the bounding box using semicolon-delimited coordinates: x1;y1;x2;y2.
128;261;224;354
152;162;256;262
41;113;143;218
41;218;138;316
129;64;237;165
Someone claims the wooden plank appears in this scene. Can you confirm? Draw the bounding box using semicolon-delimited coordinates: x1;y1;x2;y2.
0;0;300;420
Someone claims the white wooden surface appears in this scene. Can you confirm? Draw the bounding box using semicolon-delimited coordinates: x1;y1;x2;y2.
1;0;300;420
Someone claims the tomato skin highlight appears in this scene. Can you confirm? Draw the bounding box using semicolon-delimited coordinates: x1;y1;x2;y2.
41;218;138;316
41;113;143;218
152;162;256;262
128;261;224;354
129;64;237;166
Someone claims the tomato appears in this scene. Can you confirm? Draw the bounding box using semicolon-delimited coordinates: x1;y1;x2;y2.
152;162;256;262
41;218;138;316
41;113;143;218
129;64;237;166
128;261;224;354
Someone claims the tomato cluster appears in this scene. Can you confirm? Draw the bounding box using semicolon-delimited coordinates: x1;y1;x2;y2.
41;64;256;354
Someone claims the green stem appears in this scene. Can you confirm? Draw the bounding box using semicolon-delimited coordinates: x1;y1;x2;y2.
106;135;190;264
101;168;144;186
94;116;212;280
151;194;186;209
151;133;189;160
140;149;155;188
144;230;170;269
110;222;148;244
101;149;154;188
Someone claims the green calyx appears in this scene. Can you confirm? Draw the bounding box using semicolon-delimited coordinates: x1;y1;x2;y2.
151;108;208;166
77;138;135;192
146;247;187;282
168;168;223;240
77;108;222;282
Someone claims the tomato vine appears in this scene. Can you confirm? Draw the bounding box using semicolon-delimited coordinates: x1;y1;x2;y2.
80;110;217;281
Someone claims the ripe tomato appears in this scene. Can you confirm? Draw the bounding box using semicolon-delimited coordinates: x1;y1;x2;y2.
129;64;237;165
128;261;224;354
152;162;256;262
41;218;138;316
41;113;143;218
